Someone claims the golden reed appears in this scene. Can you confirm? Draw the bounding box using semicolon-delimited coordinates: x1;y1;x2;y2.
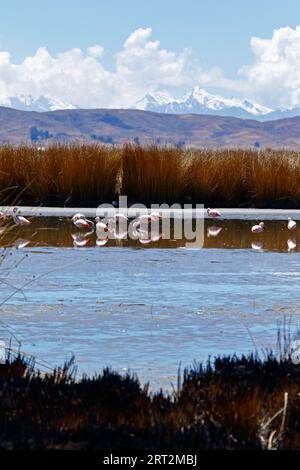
0;144;299;207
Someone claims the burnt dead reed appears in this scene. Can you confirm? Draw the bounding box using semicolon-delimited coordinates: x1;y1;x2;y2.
1;144;300;207
1;352;300;450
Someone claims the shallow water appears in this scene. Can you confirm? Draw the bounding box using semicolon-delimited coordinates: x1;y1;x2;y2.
1;217;300;251
0;216;300;389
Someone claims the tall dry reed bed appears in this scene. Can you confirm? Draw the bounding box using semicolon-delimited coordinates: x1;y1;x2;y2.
1;351;300;450
1;144;300;207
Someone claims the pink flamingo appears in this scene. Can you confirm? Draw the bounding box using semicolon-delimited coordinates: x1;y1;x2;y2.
207;208;222;218
110;213;128;223
95;217;109;234
72;213;94;228
12;207;31;225
133;212;161;231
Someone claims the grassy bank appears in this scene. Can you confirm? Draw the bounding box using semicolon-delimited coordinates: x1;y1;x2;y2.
1;351;300;450
1;144;300;207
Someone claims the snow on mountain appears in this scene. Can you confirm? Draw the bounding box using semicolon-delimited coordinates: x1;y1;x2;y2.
2;88;300;121
1;95;77;112
135;87;274;120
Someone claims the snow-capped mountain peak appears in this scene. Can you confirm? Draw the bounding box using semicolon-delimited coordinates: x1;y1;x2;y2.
187;86;272;115
2;94;77;112
135;91;176;110
134;86;274;119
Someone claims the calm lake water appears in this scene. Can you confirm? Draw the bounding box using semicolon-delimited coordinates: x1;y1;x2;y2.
0;216;300;389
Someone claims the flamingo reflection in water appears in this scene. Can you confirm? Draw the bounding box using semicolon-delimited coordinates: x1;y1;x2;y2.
71;228;94;247
96;236;109;247
207;226;223;238
288;218;297;231
251;241;264;251
133;226;162;245
13;239;31;249
287;239;297;252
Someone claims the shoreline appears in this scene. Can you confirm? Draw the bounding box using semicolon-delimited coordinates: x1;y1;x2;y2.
2;206;300;219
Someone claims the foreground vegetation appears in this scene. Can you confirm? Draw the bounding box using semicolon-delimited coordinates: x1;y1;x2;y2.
2;144;300;207
1;350;300;450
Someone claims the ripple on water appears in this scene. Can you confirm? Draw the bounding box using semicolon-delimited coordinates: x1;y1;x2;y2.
0;217;299;388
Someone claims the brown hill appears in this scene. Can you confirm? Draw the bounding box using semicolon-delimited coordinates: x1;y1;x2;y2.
1;106;300;148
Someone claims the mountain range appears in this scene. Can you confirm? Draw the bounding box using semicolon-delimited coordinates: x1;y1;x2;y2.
1;106;300;148
3;86;300;121
134;87;300;121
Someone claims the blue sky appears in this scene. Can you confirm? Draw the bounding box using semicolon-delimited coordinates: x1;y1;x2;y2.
1;0;298;75
0;0;300;109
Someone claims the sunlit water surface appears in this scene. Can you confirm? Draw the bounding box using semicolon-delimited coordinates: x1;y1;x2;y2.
0;217;300;389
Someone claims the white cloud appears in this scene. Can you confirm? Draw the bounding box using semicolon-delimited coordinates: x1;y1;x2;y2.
0;27;215;109
87;45;104;59
240;26;300;109
1;26;300;110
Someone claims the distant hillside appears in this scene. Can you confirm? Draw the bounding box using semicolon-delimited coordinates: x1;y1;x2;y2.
1;106;300;148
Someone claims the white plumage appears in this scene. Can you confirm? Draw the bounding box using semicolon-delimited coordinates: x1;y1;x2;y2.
251;222;264;233
207;208;222;218
288;217;297;230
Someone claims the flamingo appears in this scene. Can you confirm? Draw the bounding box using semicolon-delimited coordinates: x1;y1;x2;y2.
95;217;109;235
72;213;94;227
149;211;161;221
133;212;161;232
110;213;128;223
207;208;222;218
12;207;31;225
72;217;91;229
140;212;161;223
72;213;85;221
288;217;297;230
251;222;264;233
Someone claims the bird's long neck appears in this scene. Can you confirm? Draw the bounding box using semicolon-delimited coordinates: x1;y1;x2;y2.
85;218;94;226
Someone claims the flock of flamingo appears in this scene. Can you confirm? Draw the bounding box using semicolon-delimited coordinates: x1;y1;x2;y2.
4;206;299;249
207;208;297;232
70;211;162;246
206;207;298;251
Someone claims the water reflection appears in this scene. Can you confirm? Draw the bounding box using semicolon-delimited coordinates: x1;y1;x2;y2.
207;226;223;238
288;239;297;252
0;218;298;252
